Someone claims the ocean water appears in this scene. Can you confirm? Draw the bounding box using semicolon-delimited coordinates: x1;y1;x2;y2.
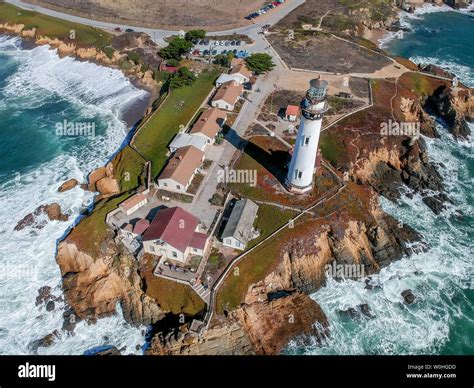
286;7;473;355
0;35;149;354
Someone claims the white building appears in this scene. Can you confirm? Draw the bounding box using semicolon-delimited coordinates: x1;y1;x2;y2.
142;206;208;263
286;77;328;193
221;198;259;250
157;145;205;194
215;73;245;87
118;192;148;216
211;80;243;111
168;132;207;153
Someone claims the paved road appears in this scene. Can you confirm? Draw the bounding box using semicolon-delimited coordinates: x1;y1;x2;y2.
5;0;305;48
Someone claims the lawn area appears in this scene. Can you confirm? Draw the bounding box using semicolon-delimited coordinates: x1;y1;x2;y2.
230;136;339;208
0;2;111;47
132;69;220;178
248;204;298;248
215;213;311;314
141;254;205;315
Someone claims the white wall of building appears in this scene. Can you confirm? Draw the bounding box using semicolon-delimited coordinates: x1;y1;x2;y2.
222;236;246;251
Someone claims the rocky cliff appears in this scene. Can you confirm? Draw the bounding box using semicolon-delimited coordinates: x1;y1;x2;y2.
56;240;163;326
149;291;328;355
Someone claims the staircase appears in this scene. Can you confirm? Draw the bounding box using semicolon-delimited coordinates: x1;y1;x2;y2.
192;282;211;304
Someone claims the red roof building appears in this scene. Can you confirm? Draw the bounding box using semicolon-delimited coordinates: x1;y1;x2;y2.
142;206;208;262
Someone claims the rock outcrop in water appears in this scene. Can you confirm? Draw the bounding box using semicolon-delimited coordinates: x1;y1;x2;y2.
14;203;69;231
426;84;473;139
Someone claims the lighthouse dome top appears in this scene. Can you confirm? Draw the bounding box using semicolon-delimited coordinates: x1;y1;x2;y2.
310;78;328;89
308;77;328;101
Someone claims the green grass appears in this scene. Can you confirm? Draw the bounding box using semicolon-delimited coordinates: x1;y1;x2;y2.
0;2;111;47
132;69;219;178
319;132;345;166
248;204;297;248
216;204;296;313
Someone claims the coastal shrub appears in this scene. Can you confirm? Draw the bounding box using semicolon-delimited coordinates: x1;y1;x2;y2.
160;37;193;60
184;29;206;41
169;67;196;89
245;53;275;75
140;63;149;73
118;59;133;71
102;46;115;59
153;70;171;83
127;51;141;65
166;58;180;67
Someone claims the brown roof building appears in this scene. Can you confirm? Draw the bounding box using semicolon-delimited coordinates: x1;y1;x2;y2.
190;108;227;142
211;81;243;111
230;62;252;82
157;145;204;192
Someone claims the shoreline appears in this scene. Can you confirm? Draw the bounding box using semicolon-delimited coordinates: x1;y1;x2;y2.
377;2;474;50
2;31;155;131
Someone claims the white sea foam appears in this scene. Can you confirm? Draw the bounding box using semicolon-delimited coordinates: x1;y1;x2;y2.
409;56;474;87
0;39;149;354
292;123;473;355
379;3;467;48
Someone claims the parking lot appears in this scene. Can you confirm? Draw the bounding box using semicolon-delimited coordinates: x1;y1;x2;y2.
191;38;252;58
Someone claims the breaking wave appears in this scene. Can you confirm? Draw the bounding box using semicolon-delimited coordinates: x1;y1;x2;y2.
286;121;473;355
0;35;148;354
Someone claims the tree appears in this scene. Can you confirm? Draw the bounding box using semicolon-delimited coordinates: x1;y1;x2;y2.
185;29;206;41
169;67;196;88
160;37;193;60
213;51;235;67
245;53;275;75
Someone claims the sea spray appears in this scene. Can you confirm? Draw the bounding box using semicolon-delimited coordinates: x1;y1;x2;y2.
0;35;148;354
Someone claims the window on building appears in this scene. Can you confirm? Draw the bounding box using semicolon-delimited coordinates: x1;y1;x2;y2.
297;170;303;179
163;182;167;187
226;238;232;245
193;248;198;252
305;136;310;145
149;245;155;252
176;185;180;189
172;251;178;258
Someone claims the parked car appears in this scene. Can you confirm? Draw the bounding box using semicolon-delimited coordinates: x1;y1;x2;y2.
232;49;238;54
203;49;210;55
125;28;134;33
203;40;210;46
222;49;228;54
198;39;204;45
225;41;230;46
114;27;122;32
236;40;242;46
212;49;217;55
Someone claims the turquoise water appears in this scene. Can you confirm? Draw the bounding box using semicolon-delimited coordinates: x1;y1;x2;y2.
0;36;149;354
286;7;473;355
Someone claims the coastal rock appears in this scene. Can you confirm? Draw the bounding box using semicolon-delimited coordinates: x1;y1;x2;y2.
14;203;69;231
401;289;416;304
28;330;60;354
426;84;473;139
56;241;163;326
88;163;119;197
58;178;78;192
149;319;255;355
236;292;329;354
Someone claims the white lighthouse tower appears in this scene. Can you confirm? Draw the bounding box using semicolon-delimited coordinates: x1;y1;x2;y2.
286;77;328;193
